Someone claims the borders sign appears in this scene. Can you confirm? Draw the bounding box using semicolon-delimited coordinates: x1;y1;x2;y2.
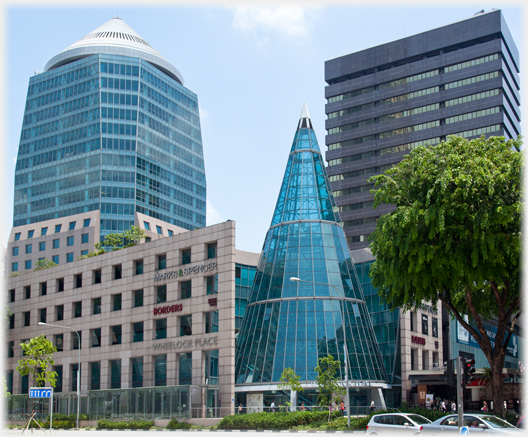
29;387;53;398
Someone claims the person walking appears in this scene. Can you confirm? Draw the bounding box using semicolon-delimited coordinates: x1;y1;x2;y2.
370;399;375;413
451;400;456;412
340;401;345;416
440;400;446;412
238;404;243;414
271;401;275;413
481;401;488;412
300;402;306;411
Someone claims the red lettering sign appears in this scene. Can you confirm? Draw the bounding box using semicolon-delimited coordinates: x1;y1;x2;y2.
153;304;182;316
411;335;426;345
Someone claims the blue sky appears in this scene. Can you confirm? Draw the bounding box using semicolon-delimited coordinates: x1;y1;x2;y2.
3;3;524;254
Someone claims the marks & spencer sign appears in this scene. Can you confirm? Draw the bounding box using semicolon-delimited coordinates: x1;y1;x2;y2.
154;262;217;282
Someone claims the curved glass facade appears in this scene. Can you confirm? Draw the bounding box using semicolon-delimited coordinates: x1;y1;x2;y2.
235;106;387;386
14;20;206;238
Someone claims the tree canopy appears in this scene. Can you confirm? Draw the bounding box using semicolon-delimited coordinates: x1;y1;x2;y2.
368;134;522;417
315;355;345;419
17;335;58;388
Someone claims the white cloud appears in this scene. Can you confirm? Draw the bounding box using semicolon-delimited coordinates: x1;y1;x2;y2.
206;199;223;226
199;107;209;121
231;6;317;41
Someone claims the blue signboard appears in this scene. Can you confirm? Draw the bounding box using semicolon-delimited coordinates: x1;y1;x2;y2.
29;387;53;398
456;319;518;358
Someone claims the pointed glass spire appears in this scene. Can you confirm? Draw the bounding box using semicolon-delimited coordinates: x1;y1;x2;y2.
235;104;388;387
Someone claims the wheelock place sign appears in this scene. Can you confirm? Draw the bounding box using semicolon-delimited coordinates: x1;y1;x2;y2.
152;336;218;351
154;262;217;282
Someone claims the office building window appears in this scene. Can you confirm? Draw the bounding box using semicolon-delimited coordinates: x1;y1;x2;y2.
134;289;143;307
133;322;144;342
40;282;47;296
110;360;121;389
112;294;122;311
156;318;167;339
55;334;63;352
111;325;122;345
422;314;429;335
423;350;429;370
12;262;18;272
41;227;48;236
81;234;89;244
90;362;100;390
39;242;45;251
145;237;151;243
83;218;91;227
75;274;82;288
12;247;18;256
135;260;143;275
114;264;122;280
157;285;167;304
66;253;73;263
157;254;166;270
411;349;417;370
181;280;192;299
14;232;21;241
24;311;30;327
27;230;34;238
73;301;82;318
53;239;60;249
6;370;13;395
179;353;192;385
69;222;76;231
432;317;438;338
168;230;173;236
92;298;101;315
40;308;46;323
143;222;150;231
132;357;143;388
55;224;62;233
154;355;167;386
53;365;62;393
206;275;217;295
52;255;59;264
207;243;217;259
56;305;64;321
180;315;192;336
56;278;64;292
156;225;163;235
67;236;74;246
10;289;15;303
24;286;30;299
71;364;79;392
9;314;15;329
8;341;15;358
25;260;32;270
21;374;28;394
181;249;191;265
93;269;101;284
72;332;81;350
410;312;415;331
92;328;101;347
81;250;88;256
205;311;219;334
205;349;219;385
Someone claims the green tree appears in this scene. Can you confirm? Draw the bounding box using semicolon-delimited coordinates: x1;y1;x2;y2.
315;355;345;420
17;335;58;389
368;135;522;418
94;226;146;252
278;367;304;410
33;258;57;272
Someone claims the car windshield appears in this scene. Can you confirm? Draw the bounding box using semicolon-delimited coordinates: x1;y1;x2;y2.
406;415;431;424
480;416;516;428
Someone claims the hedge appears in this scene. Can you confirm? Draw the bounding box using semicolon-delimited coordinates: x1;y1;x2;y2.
167;418;192;429
97;420;154;429
217;411;342;430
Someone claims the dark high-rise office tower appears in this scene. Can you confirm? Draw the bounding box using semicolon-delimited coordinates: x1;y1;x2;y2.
324;10;520;250
13;17;206;238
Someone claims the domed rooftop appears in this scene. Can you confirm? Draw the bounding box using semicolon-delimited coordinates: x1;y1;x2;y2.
44;17;184;85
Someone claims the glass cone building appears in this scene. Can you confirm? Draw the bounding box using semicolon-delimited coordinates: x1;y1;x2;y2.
13;17;206;238
235;104;389;407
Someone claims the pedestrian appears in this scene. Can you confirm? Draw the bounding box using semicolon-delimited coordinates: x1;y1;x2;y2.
270;401;275;413
300;402;305;411
440;400;446;411
481;401;488;412
451;401;456;412
238;404;243;414
340;401;345;416
370;399;375;413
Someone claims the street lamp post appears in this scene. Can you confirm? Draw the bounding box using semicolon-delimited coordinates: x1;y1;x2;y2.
290;277;351;428
38;322;81;429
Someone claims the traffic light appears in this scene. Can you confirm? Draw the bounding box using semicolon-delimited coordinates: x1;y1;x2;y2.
446;359;456;387
462;358;476;387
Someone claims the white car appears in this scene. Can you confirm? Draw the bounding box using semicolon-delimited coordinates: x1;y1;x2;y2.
366;413;432;435
420;414;522;434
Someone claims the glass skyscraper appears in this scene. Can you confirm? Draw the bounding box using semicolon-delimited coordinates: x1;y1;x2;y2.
235;104;387;400
13;17;206;237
